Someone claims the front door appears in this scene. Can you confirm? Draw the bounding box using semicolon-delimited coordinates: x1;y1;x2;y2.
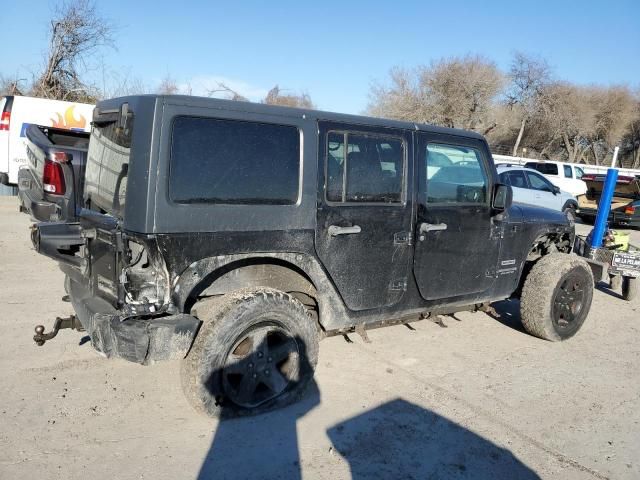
413;134;500;301
315;122;413;311
524;170;562;211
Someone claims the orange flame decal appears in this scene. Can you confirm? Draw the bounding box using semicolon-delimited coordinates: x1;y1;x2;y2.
51;106;87;130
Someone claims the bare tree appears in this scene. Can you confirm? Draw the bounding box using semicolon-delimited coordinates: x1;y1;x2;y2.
368;68;427;122
506;52;552;155
156;74;180;95
207;82;249;101
0;74;26;96
262;85;314;108
628;92;640;168
586;85;636;165
537;82;594;163
368;55;503;133
31;0;113;102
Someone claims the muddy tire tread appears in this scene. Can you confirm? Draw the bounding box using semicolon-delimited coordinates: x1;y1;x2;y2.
181;287;319;417
520;254;593;341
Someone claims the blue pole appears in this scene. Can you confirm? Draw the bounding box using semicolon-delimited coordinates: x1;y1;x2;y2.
590;168;619;248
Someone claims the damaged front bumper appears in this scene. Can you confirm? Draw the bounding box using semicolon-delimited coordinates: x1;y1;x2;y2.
67;277;201;365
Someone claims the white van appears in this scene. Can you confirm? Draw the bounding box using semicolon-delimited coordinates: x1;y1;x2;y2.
0;96;94;185
523;160;588;197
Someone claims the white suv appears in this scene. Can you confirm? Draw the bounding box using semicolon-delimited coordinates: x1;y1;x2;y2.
523;160;587;197
497;165;578;216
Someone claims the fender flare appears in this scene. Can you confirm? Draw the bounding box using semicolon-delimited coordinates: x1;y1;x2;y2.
171;252;350;331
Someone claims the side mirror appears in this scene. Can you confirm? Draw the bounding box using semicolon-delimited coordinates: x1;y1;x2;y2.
492;183;513;212
552;185;561;195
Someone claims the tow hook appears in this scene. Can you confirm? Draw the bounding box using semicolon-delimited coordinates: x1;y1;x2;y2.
33;316;85;346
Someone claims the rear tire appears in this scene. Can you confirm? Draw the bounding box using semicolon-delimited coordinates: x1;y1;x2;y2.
520;254;594;341
621;277;638;302
181;288;319;418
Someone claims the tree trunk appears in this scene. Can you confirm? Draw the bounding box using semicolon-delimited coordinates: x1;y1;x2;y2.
563;132;576;163
633;145;640;169
591;143;601;166
539;137;557;159
512;117;527;156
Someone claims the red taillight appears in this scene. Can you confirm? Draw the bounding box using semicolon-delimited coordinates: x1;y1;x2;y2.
43;159;66;195
625;205;636;215
0;111;10;131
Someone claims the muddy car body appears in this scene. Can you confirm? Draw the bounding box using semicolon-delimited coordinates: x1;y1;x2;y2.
33;95;594;416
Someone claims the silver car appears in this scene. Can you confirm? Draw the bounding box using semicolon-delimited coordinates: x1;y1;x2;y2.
497;165;578;217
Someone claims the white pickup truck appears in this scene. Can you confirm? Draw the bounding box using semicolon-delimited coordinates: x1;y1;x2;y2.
523;160;588;198
0;95;94;186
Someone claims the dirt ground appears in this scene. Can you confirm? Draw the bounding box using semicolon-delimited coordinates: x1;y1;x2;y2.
0;196;638;480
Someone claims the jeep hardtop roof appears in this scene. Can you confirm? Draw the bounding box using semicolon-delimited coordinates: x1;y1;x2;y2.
94;94;485;141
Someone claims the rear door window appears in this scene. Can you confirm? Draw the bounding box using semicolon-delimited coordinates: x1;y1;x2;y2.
326;131;404;203
170;117;300;205
500;170;528;189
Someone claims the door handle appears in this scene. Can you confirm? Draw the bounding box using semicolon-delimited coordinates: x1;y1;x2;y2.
420;222;447;233
418;222;447;241
328;225;362;237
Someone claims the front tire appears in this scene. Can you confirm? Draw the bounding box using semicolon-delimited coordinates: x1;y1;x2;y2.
181;288;319;417
622;277;638;302
520;254;594;341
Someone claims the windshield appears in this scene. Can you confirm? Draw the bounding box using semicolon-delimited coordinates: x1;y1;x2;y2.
83;118;133;218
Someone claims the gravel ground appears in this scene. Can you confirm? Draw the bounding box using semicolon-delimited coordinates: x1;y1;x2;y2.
0;196;638;480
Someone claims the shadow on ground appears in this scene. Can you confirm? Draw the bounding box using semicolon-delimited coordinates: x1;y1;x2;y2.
488;299;529;334
197;381;321;480
327;398;540;480
198;383;539;479
595;281;625;300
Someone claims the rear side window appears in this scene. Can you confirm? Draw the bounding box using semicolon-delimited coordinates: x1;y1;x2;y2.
564;165;573;178
525;162;558;175
326;131;404;203
170;117;300;205
84;118;133;218
575;167;584;179
500;170;528;189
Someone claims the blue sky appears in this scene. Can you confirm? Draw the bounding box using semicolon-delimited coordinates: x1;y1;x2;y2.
2;0;639;114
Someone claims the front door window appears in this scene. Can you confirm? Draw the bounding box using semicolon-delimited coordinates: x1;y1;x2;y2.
425;144;488;205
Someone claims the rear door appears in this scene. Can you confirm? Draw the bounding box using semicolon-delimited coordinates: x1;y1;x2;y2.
413;134;500;301
498;169;535;206
315;122;413;311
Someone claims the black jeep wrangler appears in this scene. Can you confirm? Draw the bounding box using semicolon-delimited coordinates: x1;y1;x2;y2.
32;95;595;417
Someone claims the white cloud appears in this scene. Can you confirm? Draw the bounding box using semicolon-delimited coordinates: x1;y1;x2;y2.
177;75;269;100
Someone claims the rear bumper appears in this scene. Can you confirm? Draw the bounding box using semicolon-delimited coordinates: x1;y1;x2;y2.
17;168;62;221
67;276;201;364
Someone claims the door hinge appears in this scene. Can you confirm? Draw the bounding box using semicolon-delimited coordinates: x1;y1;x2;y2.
389;278;408;291
394;231;412;245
